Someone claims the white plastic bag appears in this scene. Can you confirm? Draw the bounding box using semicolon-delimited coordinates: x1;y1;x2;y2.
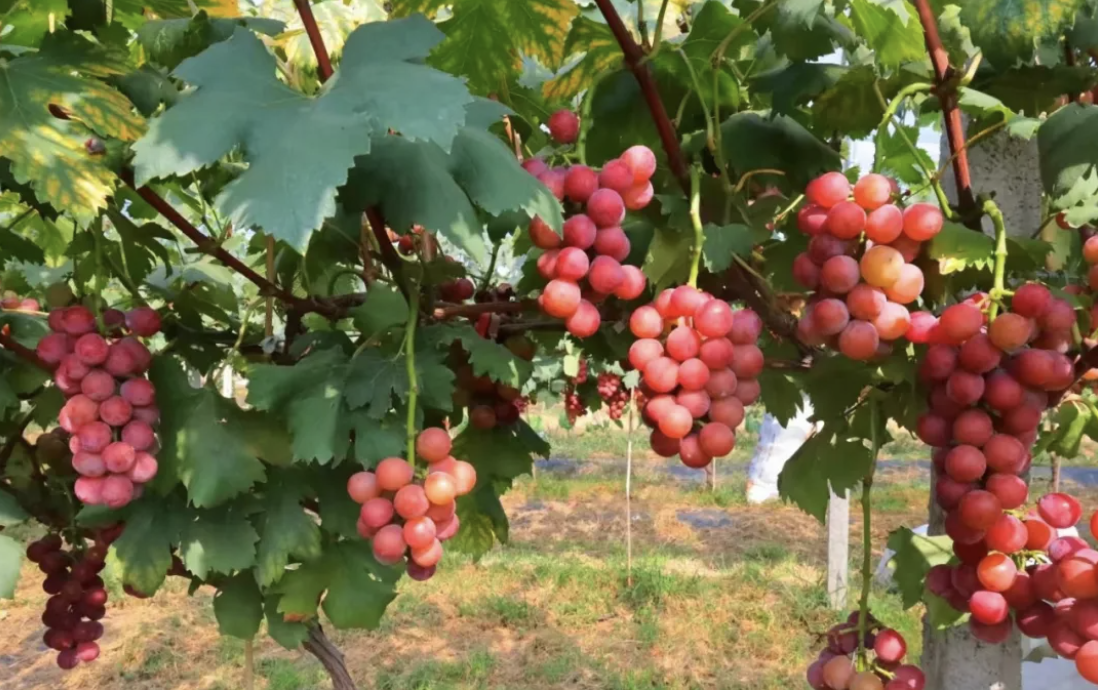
746;394;816;504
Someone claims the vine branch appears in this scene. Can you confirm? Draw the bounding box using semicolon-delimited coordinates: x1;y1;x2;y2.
364;207;408;297
912;0;977;216
293;0;334;82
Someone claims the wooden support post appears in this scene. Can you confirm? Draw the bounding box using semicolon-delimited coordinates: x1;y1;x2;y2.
827;486;850;610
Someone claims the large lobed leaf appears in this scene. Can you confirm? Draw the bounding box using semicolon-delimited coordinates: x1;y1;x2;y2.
1038;104;1098;211
391;0;579;96
719;112;842;191
274;541;399;629
253;473;323;588
151;358;267;506
136;11;285;70
133;16;474;252
542;15;620;101
0;33;144;225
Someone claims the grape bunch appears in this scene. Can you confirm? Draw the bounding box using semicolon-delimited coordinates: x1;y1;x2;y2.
924;497;1098;684
806;613;924;690
26;527;122;669
596;373;631;420
628;286;763;468
911;285;1089;640
1;288;40;312
448;331;534;430
35;305;162;509
349;428;476;580
525;115;654;338
793;172;944;359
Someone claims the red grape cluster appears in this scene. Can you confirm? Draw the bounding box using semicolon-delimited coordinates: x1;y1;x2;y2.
807;613;924;690
448;329;532;430
26;527;122;669
524;130;654;338
35;305;162;509
793;172;944;359
627;286;763;468
349;428;476;580
596;372;630;420
925;498;1098;683
1;289;39;312
911;285;1089;638
562;359;590;424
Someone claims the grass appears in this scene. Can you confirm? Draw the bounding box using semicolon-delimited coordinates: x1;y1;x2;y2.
17;412;1088;689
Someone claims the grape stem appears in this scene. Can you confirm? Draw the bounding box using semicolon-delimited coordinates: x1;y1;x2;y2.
857;398;882;669
404;279;421;470
688;166;704;288
985;199;1008;321
871;81;952;216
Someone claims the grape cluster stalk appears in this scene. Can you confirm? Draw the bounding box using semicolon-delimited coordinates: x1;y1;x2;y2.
806;612;924;690
793;172;944;358
526;110;654;338
348;428;477;581
36;305;163;508
627;286;763;469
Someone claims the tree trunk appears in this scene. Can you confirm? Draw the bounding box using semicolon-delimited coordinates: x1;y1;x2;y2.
303;625;358;690
923;122;1038;690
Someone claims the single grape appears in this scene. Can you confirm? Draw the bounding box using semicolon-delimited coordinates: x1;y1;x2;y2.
859;245;904;289
853;174;893;211
805;172;851;209
564;165;599;203
827;201;867;239
548;110;580;144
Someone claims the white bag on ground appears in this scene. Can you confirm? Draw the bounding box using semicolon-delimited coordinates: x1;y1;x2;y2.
746;395;816;504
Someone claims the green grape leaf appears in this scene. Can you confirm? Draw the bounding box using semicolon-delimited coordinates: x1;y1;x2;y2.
811;65;888;139
1042;401;1097;458
313;465;362;540
0;0;71;48
112;496;187;595
702;224;769;273
0;534;22;598
421;323;532;388
849;0;924;68
451;419;548;484
350;286;408;340
389;0;579;95
886;527;954;608
214;573;264;639
1038;104;1098;209
653;2;743;109
927;221;995;274
136;11;285;70
133;17;473;251
264;595;311;650
957;0;1087;70
112;65;180;117
253;473;323;588
345;344;456;416
448;482;509;560
738;0;851;61
643;225;694;289
353;416;406;465
719;113;842;191
542;15;619;101
274;541;398;630
151;358;267;506
0;491;28;527
757;369;804;426
752;62;845;116
778;414;875;522
978;66;1096;117
0;32;144;225
875;125;934;186
248;348;355;463
342;112;562;264
179;506;260;580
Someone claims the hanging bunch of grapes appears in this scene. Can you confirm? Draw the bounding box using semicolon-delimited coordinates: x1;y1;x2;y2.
793;172;944;359
35;305;162;509
525;110;654;338
806;612;924;690
627;286;763;468
348;428;476;581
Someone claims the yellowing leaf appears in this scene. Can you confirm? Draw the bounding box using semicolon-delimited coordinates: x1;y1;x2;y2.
391;0;579;95
0;33;144;226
